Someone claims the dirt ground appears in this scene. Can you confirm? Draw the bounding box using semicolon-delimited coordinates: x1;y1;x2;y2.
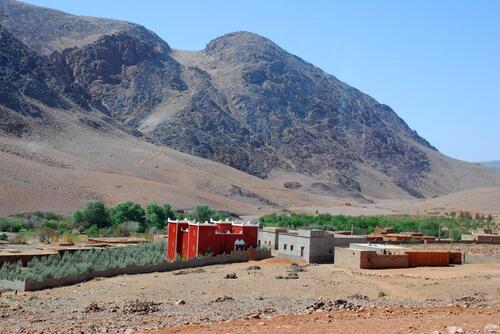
146;307;500;334
1;244;499;333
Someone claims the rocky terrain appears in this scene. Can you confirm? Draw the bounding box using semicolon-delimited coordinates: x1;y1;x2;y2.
0;250;499;333
1;0;499;211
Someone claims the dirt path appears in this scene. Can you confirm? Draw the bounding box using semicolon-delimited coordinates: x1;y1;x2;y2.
145;307;500;334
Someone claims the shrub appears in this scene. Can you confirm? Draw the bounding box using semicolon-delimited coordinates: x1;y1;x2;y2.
0;233;7;240
110;202;145;227
0;242;167;282
0;217;24;233
112;222;139;237
38;226;58;243
74;200;111;230
86;225;99;237
188;205;215;223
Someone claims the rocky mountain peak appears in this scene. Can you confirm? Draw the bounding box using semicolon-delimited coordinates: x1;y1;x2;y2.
204;31;285;63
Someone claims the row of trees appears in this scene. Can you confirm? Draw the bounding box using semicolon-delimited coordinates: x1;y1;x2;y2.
72;201;235;235
259;213;498;239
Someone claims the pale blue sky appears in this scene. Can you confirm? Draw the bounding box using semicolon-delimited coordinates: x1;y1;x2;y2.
24;0;500;162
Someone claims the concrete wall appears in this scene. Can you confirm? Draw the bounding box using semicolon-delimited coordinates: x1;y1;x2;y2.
0;279;25;291
334;247;362;268
258;228;287;250
277;233;311;262
258;230;278;250
277;231;366;263
331;234;366;247
308;236;336;263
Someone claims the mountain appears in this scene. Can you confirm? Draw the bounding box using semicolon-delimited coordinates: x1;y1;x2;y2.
479;161;500;172
1;0;499;215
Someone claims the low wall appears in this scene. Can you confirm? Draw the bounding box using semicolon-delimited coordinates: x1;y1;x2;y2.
334;247;409;269
1;248;271;292
361;251;409;269
0;279;25;291
405;251;449;267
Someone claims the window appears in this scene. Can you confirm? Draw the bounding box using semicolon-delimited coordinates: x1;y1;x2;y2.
284;244;287;250
258;240;261;246
290;245;294;251
300;246;305;257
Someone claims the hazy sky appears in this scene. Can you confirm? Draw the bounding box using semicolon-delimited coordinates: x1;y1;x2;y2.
24;0;500;162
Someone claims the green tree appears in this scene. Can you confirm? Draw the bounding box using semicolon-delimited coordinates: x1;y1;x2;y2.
188;204;215;223
74;200;111;229
146;203;165;230
86;225;99;237
163;203;176;220
110;201;145;227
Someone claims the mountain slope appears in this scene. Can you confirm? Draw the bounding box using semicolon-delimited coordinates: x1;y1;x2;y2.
479;161;500;172
0;0;164;55
1;0;499;206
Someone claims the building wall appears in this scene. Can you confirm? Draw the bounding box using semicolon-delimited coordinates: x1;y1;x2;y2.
258;230;278;250
167;222;189;262
333;247;362;268
331;235;366;247
405;251;449;267
180;230;189;259
361;251;409;269
334;248;409;269
277;233;312;262
276;231;366;263
309;236;336;263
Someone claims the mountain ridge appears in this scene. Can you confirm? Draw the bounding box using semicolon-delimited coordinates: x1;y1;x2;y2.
1;0;499;206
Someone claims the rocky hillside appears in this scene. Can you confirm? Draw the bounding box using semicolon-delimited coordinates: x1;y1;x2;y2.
479;161;500;173
1;0;499;201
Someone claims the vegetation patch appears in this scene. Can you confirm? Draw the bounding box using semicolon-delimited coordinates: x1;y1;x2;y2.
259;213;496;239
0;242;166;282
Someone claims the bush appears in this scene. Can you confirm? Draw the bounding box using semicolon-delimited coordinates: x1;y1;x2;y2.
145;202;174;230
86;225;99;237
74;200;111;230
112;222;139;237
0;217;24;232
188;205;215;223
110;202;145;228
38;226;58;243
0;242;167;282
0;233;7;241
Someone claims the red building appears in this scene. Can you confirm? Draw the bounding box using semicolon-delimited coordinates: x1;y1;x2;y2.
166;219;259;261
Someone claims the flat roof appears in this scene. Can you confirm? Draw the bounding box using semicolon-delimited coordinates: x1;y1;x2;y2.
349;243;406;250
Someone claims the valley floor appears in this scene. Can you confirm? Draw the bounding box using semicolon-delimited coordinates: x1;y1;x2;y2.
1;244;499;333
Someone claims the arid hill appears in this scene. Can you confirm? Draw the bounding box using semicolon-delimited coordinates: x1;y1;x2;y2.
0;0;499;215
